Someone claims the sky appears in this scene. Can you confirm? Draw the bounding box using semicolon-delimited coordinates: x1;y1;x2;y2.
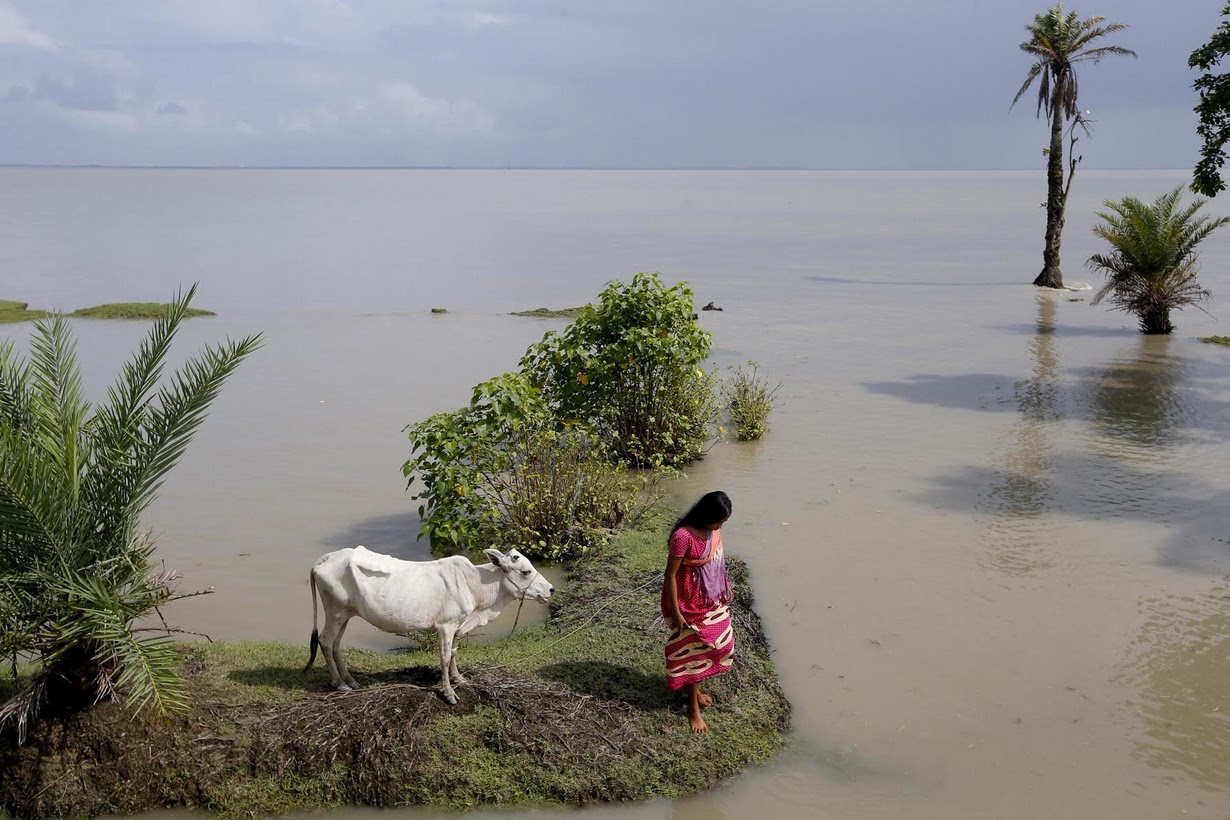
0;0;1223;170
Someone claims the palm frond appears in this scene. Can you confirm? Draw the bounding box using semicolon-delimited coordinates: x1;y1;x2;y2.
0;341;33;432
81;286;196;555
124;332;263;522
0;678;44;745
0;426;66;560
47;570;185;716
1086;186;1224;332
25;315;89;494
1014;4;1132;120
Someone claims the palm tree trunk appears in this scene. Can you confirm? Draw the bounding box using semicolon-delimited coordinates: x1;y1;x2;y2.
1034;79;1068;289
1140;305;1174;335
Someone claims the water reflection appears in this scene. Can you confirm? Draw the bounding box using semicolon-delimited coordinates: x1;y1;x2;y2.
1084;336;1193;456
1118;580;1230;791
976;294;1061;577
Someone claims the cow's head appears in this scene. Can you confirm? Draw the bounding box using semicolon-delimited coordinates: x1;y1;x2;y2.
485;548;554;603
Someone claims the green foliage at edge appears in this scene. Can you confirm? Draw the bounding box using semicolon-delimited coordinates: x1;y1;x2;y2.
0;284;261;740
1190;2;1230;197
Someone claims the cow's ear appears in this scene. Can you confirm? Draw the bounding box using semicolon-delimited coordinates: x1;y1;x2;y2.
484;548;505;567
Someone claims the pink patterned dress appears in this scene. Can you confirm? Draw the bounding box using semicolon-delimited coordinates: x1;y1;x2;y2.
660;527;735;690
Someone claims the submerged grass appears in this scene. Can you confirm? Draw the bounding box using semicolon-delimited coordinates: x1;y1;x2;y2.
510;306;587;318
1;300;215;322
1199;335;1230;347
0;526;790;817
71;302;216;319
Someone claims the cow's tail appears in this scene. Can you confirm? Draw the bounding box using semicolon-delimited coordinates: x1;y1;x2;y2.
303;567;320;673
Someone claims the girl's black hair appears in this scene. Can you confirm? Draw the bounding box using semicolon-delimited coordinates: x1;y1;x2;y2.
671;490;733;536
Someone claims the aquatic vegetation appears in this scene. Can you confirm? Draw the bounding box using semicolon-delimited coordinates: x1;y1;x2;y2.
71;302;215;319
1087;186;1229;334
722;361;781;441
510;306;586;318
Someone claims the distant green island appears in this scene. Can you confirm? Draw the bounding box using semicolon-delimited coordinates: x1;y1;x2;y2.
1;301;215;324
510;306;586;318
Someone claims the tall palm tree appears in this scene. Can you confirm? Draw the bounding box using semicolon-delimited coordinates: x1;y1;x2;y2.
1012;4;1135;289
1087;186;1229;334
0;286;261;742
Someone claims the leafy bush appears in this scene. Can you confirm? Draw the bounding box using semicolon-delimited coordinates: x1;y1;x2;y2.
722;362;781;441
520;272;715;467
402;373;650;560
0;286;261;741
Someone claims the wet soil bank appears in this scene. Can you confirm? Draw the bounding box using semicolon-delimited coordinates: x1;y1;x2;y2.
0;529;790;817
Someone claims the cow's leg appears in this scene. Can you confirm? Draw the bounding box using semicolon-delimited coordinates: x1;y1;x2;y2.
319;611;353;692
331;619;363;691
448;631;467;685
436;624;459;704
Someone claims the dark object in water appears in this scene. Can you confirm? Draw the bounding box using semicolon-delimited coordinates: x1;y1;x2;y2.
701;302;723;312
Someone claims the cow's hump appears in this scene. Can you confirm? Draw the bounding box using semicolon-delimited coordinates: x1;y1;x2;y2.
347;545;401;578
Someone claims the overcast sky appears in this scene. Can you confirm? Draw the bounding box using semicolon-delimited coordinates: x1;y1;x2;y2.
0;0;1222;169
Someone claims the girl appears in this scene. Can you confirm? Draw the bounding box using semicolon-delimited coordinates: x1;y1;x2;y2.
661;490;734;733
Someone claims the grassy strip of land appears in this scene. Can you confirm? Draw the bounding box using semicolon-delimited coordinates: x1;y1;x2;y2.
0;528;790;818
0;301;51;324
510;306;586;318
0;301;215;323
71;303;216;319
1199;335;1230;347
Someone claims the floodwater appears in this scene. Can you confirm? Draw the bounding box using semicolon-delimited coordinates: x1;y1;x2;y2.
3;168;1230;819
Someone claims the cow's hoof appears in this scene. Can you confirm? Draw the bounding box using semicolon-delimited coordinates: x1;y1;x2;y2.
346;682;362;690
444;693;458;705
337;684;353;693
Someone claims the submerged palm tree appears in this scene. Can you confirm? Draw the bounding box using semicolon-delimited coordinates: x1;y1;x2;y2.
0;286;261;741
1012;4;1134;289
1087;186;1229;334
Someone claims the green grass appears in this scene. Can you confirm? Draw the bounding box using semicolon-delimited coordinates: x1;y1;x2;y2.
1;300;215;323
1199;335;1230;347
0;301;51;324
0;525;790;817
510;306;586;318
71;303;215;319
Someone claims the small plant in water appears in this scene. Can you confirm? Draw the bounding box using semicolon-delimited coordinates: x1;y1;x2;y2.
721;362;781;441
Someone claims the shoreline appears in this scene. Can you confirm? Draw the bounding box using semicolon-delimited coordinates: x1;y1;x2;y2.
0;528;790;817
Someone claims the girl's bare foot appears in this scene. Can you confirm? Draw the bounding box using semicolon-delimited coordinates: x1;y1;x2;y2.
697;692;713;708
689;709;710;733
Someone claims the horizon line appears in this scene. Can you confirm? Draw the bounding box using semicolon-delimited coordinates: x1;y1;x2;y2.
0;163;1196;173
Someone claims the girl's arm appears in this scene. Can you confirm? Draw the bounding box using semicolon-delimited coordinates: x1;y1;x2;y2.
664;554;687;628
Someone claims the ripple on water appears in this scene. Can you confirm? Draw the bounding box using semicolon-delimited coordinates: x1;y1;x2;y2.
1116;580;1230;792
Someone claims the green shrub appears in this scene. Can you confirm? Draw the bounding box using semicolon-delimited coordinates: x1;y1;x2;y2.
721;362;781;441
402;373;650;560
520;272;715;467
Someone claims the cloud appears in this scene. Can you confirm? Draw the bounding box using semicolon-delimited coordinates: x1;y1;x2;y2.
0;2;60;50
376;82;494;133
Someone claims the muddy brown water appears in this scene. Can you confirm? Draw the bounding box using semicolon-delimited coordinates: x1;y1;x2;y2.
3;168;1229;818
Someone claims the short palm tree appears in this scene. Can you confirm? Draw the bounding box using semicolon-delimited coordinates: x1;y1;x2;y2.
1087;186;1229;334
1013;4;1134;289
0;286;261;741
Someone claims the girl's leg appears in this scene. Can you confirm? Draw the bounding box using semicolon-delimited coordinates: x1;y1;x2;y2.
685;683;709;733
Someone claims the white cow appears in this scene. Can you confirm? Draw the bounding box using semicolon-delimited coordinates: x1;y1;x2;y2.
304;545;553;703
